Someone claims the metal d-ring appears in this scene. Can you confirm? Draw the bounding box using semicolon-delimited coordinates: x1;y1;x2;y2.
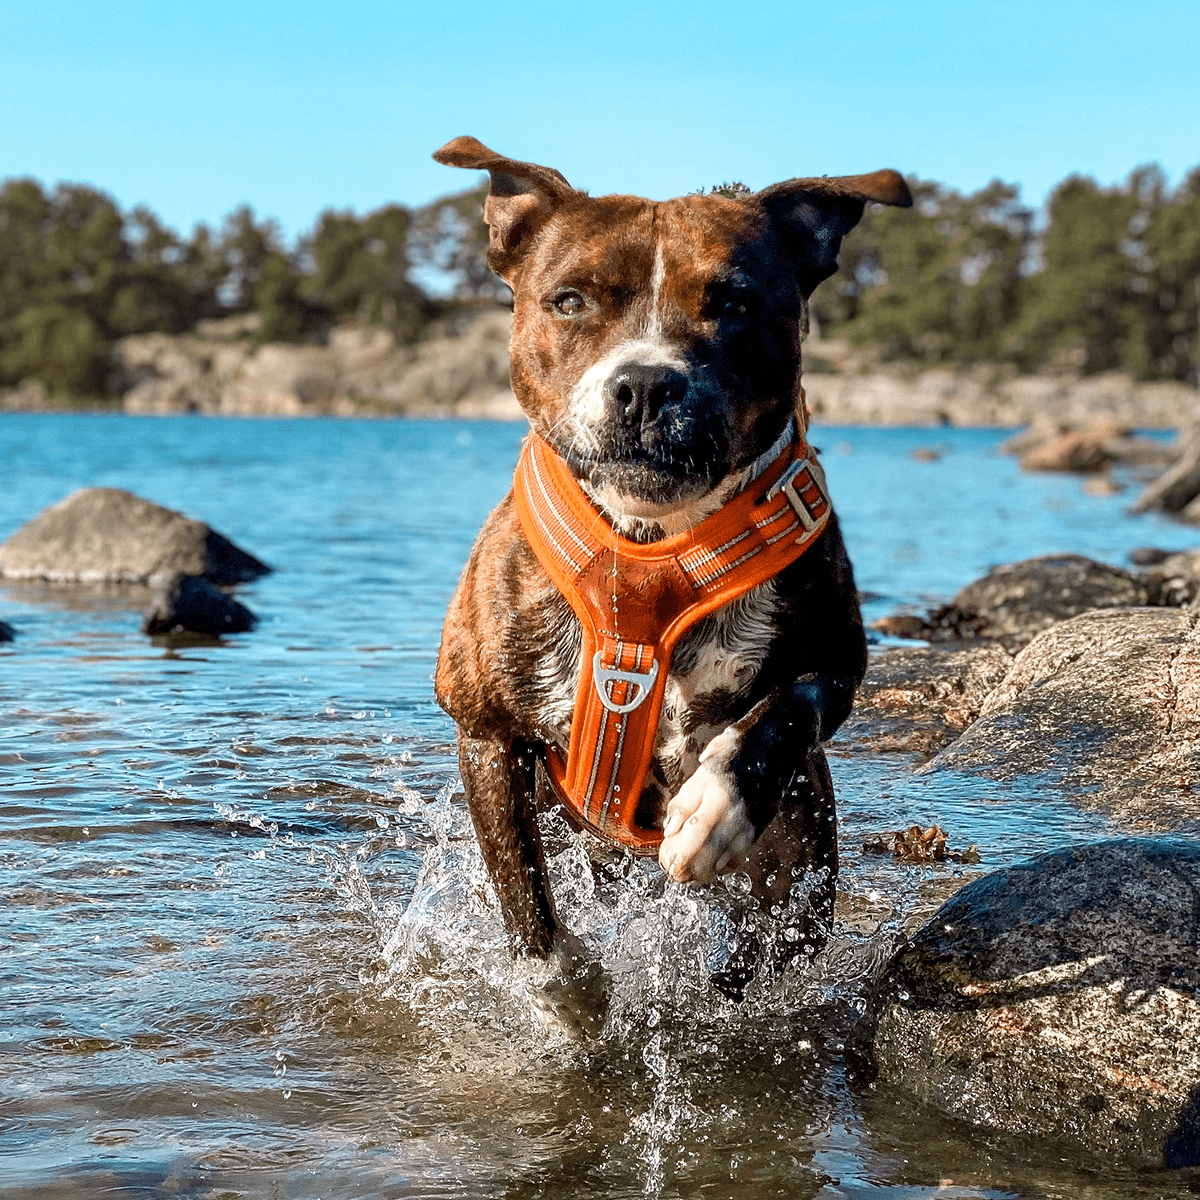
592;652;659;714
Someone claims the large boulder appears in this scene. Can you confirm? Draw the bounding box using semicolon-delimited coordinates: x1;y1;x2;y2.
927;607;1200;830
875;554;1153;650
0;488;269;585
858;840;1200;1169
835;644;1012;758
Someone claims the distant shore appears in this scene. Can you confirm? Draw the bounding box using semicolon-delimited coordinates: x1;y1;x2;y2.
2;308;1197;428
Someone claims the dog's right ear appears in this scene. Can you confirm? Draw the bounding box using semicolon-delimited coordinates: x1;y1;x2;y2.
433;136;577;283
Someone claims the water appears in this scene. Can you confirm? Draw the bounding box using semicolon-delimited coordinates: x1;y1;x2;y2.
2;413;1199;1198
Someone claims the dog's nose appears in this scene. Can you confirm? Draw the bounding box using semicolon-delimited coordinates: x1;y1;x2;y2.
604;364;689;429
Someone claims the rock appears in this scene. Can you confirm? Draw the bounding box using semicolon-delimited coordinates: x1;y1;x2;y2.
141;573;257;636
1015;419;1119;472
1133;429;1200;515
0;488;270;585
926;607;1200;830
1000;415;1175;473
875;554;1151;650
1128;545;1174;566
1140;547;1200;607
858;839;1200;1168
0;619;15;641
835;644;1012;758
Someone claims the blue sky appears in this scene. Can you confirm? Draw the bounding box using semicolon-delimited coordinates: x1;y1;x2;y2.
2;0;1197;237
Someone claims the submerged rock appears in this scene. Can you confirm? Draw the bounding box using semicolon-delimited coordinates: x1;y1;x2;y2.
927;607;1200;830
0;488;270;585
874;554;1151;650
835;644;1012;758
858;839;1200;1169
141;573;257;637
0;618;14;641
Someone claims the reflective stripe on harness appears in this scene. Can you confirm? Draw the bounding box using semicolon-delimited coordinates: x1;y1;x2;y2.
513;423;831;855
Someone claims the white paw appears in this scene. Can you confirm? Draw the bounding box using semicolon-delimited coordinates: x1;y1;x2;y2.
524;929;610;1042
658;727;755;885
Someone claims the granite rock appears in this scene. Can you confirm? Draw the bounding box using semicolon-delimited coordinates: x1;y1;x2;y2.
926;607;1200;830
0;488;270;585
874;554;1152;651
858;839;1200;1168
835;644;1012;759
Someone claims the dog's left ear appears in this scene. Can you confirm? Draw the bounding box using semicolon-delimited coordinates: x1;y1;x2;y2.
756;169;912;291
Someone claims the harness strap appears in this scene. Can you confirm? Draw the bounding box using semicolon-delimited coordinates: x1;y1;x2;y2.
514;425;831;854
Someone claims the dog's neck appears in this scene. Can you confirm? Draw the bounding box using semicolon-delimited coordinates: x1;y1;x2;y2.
578;418;798;543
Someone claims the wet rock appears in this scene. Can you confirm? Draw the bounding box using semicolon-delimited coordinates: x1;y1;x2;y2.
875;554;1151;650
141;573;257;636
858;839;1200;1168
927;607;1200;830
836;644;1012;758
0;618;14;641
0;488;270;585
1133;429;1200;516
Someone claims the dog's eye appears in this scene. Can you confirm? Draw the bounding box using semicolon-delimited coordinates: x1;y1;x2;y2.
552;290;587;316
709;287;752;322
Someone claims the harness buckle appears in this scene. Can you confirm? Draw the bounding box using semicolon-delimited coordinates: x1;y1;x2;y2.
592;652;659;714
768;458;825;533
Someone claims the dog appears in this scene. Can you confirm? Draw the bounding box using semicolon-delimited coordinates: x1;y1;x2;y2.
432;136;911;1037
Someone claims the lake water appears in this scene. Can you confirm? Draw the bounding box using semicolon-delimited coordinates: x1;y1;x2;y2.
3;413;1199;1199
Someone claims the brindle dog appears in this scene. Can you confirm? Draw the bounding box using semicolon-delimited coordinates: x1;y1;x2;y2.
433;137;911;1037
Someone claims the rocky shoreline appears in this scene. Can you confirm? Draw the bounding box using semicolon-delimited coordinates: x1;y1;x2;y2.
2;308;1196;427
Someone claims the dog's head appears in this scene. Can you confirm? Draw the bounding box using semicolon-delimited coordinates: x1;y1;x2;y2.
434;136;911;522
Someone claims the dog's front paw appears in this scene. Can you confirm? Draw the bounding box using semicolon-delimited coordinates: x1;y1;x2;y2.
524;928;610;1041
658;726;755;885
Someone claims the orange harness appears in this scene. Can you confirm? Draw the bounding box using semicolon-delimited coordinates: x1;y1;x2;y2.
513;424;832;855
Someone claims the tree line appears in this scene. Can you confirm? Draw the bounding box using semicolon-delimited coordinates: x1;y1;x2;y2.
0;164;1197;399
812;165;1200;384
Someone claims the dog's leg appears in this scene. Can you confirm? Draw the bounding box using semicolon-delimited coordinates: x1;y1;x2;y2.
709;745;838;999
457;734;609;1039
658;682;840;998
